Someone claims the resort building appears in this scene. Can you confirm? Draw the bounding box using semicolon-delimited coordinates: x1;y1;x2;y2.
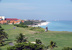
9;20;21;24
5;18;19;21
0;20;7;24
0;16;5;20
0;16;24;24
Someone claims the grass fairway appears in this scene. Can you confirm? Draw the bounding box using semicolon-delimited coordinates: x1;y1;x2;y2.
26;31;72;50
1;25;72;50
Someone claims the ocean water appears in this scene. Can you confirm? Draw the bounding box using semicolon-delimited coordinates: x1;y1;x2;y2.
40;21;72;32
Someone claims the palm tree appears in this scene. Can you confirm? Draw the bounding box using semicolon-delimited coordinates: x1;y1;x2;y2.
49;41;57;50
0;26;8;46
36;39;42;45
16;33;27;43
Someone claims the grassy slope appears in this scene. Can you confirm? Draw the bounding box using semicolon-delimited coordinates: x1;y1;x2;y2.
1;25;36;50
1;25;72;50
27;31;72;50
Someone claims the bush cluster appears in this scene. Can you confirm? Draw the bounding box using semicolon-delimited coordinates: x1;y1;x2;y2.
29;27;35;30
7;42;44;50
62;47;72;50
14;24;28;28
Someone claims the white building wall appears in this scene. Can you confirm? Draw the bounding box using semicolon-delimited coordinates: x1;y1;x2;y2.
0;16;5;20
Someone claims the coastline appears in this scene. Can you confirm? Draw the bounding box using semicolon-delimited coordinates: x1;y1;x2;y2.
32;22;50;27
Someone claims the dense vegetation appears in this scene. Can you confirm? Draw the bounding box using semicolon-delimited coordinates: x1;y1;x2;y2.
7;42;44;50
23;21;34;25
21;20;46;25
7;33;44;50
0;26;8;46
0;25;72;50
14;24;28;28
62;47;72;50
16;33;27;43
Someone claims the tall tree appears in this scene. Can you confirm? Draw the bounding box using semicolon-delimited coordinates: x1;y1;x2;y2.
49;41;57;50
16;33;27;43
0;25;8;46
36;39;42;45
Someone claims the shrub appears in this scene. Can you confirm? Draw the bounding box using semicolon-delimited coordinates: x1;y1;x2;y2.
49;41;57;50
14;24;28;28
62;47;72;50
22;25;28;28
29;27;35;30
7;42;44;50
36;39;42;45
16;33;27;43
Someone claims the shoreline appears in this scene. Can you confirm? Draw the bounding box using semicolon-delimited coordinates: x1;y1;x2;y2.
32;22;50;27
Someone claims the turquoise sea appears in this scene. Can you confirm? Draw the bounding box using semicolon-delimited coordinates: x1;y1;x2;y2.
40;21;72;32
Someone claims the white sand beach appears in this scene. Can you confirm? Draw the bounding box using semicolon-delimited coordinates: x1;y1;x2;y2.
32;22;50;27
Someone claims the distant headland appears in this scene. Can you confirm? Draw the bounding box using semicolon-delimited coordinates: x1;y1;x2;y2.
0;16;49;26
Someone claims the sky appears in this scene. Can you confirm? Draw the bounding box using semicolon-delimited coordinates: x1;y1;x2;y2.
0;0;72;21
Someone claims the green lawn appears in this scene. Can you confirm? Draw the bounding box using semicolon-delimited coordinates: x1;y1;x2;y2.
0;25;72;50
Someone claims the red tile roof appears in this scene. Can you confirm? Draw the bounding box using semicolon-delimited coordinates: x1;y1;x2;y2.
5;18;19;21
0;20;7;24
9;20;21;24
